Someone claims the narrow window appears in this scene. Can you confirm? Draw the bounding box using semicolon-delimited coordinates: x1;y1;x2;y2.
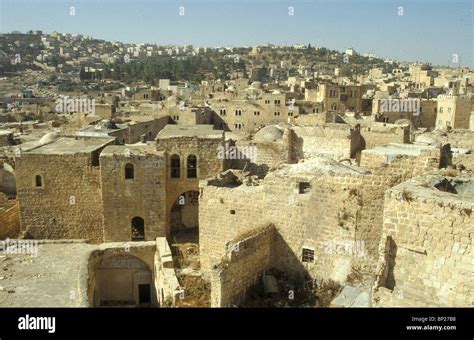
171;154;180;178
35;175;42;188
125;163;134;179
187;154;197;178
131;217;145;241
302;248;315;263
299;182;311;194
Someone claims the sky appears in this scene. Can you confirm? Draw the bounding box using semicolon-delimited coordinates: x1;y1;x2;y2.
0;0;472;67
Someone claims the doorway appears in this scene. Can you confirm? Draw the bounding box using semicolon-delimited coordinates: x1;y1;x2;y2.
138;284;151;304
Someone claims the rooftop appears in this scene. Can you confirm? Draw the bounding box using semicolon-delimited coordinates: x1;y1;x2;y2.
268;156;368;178
156;124;224;139
23;137;114;155
362;143;435;159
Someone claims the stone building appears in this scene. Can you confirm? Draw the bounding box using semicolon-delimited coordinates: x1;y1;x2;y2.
373;175;473;307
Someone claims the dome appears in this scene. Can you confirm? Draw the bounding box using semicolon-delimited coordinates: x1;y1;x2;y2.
38;132;60;145
254;125;284;142
94;119;118;130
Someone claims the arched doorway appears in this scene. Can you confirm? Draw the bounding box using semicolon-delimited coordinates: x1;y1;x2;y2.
170;190;199;239
94;254;154;307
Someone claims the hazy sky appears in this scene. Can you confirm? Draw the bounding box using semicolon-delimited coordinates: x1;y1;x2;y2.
1;0;472;67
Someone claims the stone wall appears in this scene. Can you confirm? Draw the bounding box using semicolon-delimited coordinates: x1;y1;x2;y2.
373;176;473;307
210;224;274;307
154;237;183;306
361;124;410;150
157;135;225;236
199;160;371;286
100;145;167;242
0;200;20;239
453;154;474;170
293;124;362;160
16;153;106;243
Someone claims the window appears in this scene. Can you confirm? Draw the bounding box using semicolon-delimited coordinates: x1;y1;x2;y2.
235;109;242;116
439;107;443;113
230;210;236;215
35;175;43;188
219;109;226;116
254;111;260;116
298;182;311;194
187;154;197;178
302;248;315;263
448;107;452;113
131;216;145;241
125;163;134;179
288;112;293;116
143;94;149;99
171;154;180;178
234;123;242;130
274;99;280;105
274;112;280;116
173;115;179;120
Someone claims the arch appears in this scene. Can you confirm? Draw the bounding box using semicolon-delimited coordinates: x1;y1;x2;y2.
170;154;180;178
170;190;199;238
187;154;197;178
131;216;145;241
35;175;43;188
91;251;154;307
125;163;134;179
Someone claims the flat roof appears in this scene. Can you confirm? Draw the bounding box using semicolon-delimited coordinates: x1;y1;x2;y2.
156;124;223;139
100;144;164;157
362;143;434;157
24;137;114;155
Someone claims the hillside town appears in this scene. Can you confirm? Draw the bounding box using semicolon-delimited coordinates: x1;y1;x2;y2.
0;30;472;308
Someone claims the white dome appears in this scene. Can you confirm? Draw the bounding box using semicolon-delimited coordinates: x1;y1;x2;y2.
39;132;60;144
254;125;284;142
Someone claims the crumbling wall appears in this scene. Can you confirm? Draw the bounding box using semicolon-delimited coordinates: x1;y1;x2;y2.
200;171;370;286
0;200;20;239
361;125;410;149
453;154;474;171
373;178;473;307
154;237;183;306
210;224;274;307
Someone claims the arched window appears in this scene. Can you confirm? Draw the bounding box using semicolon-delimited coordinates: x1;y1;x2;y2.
187;155;197;178
125;163;134;179
35;175;42;188
171;154;180;178
131;216;145;241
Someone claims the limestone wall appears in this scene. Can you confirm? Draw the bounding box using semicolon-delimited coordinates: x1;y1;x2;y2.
154;237;183;306
0;200;20;239
100;146;167;242
199;170;370;285
16;153;105;243
361;125;410;149
210;224;274;307
374;178;473;307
